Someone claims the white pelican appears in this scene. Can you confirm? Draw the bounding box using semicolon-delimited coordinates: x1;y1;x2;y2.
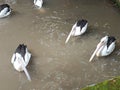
34;0;43;9
89;36;116;62
0;4;11;18
11;44;32;81
65;19;88;43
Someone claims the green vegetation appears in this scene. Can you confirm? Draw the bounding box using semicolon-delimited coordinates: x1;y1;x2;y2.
81;1;120;90
81;76;120;90
111;0;120;7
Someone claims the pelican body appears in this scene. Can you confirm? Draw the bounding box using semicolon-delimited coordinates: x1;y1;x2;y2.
89;36;116;62
11;44;31;81
0;4;11;18
65;19;88;43
34;0;43;9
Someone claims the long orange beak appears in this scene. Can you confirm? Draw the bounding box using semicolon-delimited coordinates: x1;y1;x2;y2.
89;41;105;62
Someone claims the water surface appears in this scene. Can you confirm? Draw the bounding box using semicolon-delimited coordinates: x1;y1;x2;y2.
0;0;120;90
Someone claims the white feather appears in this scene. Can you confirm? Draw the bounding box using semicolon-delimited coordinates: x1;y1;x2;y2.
11;47;31;81
65;21;88;44
97;42;115;56
89;36;116;62
34;0;43;8
80;23;88;35
0;7;11;18
11;53;15;64
19;56;31;81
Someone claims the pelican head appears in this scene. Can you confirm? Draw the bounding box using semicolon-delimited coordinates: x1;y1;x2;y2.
89;36;116;62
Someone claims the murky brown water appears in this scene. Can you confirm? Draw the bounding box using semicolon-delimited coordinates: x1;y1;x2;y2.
0;0;120;89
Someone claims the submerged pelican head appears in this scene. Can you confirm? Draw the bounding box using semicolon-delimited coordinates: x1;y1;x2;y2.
11;44;32;81
65;19;88;44
89;36;116;62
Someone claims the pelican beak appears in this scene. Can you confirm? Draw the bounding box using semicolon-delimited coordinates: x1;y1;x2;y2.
89;41;105;62
18;58;31;81
65;31;72;44
65;24;76;44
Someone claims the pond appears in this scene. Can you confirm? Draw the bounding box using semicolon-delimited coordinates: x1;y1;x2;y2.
0;0;120;90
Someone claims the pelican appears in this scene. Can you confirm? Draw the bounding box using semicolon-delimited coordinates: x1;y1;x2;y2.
65;19;88;43
89;36;116;62
11;44;32;81
0;4;11;18
34;0;43;9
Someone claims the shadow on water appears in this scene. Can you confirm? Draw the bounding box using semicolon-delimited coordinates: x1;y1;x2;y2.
75;25;101;43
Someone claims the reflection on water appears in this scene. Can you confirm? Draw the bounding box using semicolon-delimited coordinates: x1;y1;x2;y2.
0;0;120;89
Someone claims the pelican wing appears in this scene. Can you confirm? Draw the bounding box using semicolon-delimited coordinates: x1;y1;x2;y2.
0;7;8;16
